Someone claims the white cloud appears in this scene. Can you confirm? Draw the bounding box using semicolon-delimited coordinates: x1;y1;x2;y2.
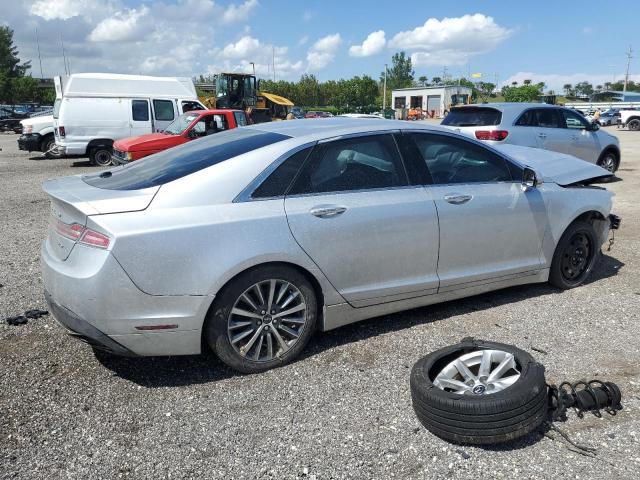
349;30;385;57
501;72;640;92
88;7;149;43
298;35;309;46
389;13;512;66
222;0;258;24
306;33;342;70
30;0;110;21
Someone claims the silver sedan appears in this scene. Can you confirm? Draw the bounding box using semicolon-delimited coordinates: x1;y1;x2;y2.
41;119;619;373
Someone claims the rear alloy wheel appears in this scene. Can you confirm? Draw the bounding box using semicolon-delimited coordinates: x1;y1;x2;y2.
205;266;317;373
597;152;618;173
90;146;113;166
411;339;547;445
628;119;640;131
549;220;598;289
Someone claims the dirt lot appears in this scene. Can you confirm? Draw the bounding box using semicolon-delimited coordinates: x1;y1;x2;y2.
1;127;639;479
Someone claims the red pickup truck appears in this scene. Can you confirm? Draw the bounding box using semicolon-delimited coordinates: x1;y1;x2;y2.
111;109;248;164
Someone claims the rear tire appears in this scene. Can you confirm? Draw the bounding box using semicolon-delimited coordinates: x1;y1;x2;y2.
90;146;113;166
411;338;547;445
549;220;599;289
628;119;640;131
204;265;317;374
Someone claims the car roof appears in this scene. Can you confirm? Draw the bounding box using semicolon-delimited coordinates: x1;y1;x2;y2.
453;102;559;112
243;118;451;142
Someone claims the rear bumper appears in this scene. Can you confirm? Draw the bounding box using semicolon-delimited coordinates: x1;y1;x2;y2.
45;290;136;356
41;240;210;356
18;133;42;152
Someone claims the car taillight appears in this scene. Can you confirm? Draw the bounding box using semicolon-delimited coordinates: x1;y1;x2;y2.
55;219;110;249
475;130;509;141
79;229;110;249
58;126;66;138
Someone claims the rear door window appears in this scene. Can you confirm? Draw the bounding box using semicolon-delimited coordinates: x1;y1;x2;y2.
153;99;175;121
515;109;561;128
82;129;289;190
251;147;313;199
441;108;502;126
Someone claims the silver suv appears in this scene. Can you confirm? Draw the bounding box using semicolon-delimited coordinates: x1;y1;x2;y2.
441;103;621;172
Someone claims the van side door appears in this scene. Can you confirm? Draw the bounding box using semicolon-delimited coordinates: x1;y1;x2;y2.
130;99;152;137
151;99;176;132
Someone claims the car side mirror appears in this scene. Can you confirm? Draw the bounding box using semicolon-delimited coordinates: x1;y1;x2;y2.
522;167;539;190
586;121;599;131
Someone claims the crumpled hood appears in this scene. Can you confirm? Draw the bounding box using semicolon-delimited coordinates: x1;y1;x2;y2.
493;144;612;185
114;133;178;152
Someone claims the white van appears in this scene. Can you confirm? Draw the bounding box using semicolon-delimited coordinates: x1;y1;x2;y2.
53;73;205;165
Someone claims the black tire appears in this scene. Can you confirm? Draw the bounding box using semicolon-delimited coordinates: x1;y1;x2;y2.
628;119;640;131
597;150;619;173
549;220;599;289
89;146;113;166
41;135;62;158
204;265;317;374
411;338;547;445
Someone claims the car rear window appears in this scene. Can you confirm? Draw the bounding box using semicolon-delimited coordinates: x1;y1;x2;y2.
82;129;289;190
441;107;502;127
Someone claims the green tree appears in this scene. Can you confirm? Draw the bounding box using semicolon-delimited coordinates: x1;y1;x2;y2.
574;81;594;97
418;75;428;86
523;79;532;85
501;82;545;102
381;51;414;90
0;26;30;77
563;83;572;96
431;76;442;85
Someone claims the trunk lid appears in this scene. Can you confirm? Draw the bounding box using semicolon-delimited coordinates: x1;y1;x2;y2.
42;175;158;260
493;144;612;186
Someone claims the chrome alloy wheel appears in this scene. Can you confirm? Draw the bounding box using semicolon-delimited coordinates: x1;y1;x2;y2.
433;349;521;395
227;279;308;362
600;154;617;173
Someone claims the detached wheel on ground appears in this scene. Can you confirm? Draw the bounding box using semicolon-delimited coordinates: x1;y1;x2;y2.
89;146;113;166
411;338;547;445
549;220;599;289
204;265;317;374
41;135;62;159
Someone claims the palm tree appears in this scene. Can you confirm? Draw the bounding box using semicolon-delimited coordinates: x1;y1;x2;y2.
523;79;532;85
563;83;572;96
596;84;603;91
511;81;518;86
418;76;428;87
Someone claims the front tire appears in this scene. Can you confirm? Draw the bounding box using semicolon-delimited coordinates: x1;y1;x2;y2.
204;265;317;374
90;146;113;166
549;220;599;289
597;151;619;173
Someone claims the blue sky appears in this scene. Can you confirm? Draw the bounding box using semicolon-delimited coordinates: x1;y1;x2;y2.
2;0;639;91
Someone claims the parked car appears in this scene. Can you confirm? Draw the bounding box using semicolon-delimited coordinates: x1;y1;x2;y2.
17;113;60;157
41;119;619;373
0;107;30;133
338;113;384;119
290;106;305;119
620;109;640;131
441;103;621;172
112;109;248;165
305;111;333;118
53;73;205;166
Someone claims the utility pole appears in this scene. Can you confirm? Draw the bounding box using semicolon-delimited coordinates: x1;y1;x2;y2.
60;35;69;75
272;46;276;82
250;62;255;76
623;45;633;92
382;63;388;111
35;28;44;78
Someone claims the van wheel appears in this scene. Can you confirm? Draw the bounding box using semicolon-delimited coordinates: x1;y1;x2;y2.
90;146;113;166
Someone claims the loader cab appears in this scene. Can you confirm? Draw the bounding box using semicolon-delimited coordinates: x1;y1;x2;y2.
215;73;257;109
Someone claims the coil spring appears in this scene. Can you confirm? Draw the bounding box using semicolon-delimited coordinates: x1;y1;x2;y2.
548;380;622;421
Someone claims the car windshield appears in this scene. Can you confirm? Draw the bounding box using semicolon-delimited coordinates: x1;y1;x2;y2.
82;129;290;190
163;112;200;135
441;107;502;126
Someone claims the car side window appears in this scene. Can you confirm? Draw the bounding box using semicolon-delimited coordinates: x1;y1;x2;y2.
409;133;512;185
181;101;204;113
252;147;313;199
192;116;219;137
561;109;589;129
515;109;561;128
234;111;248;126
153;99;175;121
131;100;149;121
289;134;408;195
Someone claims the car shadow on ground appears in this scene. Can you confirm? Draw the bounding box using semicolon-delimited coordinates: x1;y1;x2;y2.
95;254;624;388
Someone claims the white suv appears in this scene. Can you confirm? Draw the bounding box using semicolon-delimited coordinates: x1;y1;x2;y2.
620;110;640;131
441;103;621;172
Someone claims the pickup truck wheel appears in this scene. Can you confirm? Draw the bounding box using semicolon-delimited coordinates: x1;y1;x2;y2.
411;339;547;445
628;119;640;131
549;221;599;289
90;146;113;166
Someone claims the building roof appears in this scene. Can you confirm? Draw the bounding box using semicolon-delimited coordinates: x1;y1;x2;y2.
392;85;473;92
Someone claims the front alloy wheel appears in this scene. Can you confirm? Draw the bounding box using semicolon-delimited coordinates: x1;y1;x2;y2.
598;153;618;173
228;279;307;362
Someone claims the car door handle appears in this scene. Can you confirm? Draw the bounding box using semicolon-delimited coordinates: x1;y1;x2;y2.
309;205;347;218
537;133;547;139
443;194;473;205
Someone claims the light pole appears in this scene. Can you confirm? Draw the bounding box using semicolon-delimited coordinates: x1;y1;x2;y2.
383;63;388;111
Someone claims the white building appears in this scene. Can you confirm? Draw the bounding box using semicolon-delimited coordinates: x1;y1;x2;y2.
391;85;473;118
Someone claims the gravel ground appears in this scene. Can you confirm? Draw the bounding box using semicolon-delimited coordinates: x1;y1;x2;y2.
1;128;639;479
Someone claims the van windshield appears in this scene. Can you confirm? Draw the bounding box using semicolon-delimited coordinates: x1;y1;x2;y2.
53;99;62;119
82;129;289;190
